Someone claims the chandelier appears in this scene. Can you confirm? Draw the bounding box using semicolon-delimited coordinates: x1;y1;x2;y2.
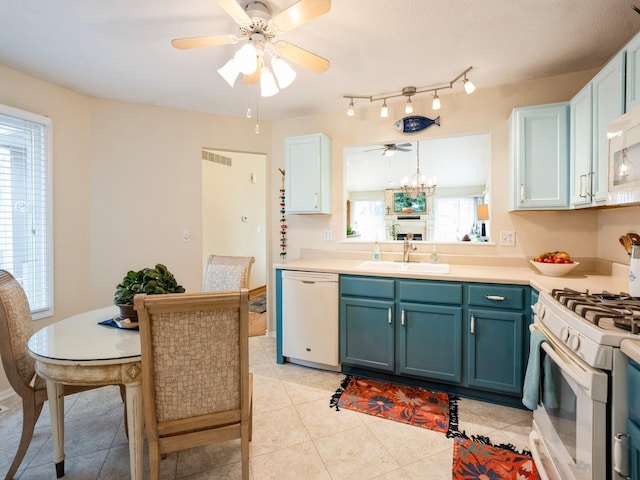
401;141;437;199
344;66;475;117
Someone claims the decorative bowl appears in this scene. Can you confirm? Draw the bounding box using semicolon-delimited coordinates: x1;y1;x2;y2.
529;260;579;277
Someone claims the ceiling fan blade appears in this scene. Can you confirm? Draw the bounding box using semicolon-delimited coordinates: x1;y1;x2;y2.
171;34;239;50
364;147;383;152
216;0;252;25
269;0;331;33
274;41;329;73
396;147;411;152
397;143;412;148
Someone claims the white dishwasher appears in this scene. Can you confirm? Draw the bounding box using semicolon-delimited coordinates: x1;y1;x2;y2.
282;270;339;369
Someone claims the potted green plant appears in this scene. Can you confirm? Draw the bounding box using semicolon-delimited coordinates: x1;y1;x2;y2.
113;263;185;320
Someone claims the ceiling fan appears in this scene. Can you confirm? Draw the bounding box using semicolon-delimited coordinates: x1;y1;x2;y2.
171;0;331;90
365;143;413;156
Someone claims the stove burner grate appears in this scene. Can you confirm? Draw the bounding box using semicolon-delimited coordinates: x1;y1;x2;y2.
550;288;640;330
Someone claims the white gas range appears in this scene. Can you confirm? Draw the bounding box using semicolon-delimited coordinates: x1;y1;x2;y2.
530;288;639;480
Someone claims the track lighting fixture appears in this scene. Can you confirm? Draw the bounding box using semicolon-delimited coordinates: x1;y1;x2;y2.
346;98;355;116
380;100;389;118
432;92;441;110
405;96;413;114
343;66;475;116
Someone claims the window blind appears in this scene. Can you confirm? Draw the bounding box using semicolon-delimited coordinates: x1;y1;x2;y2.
0;105;53;319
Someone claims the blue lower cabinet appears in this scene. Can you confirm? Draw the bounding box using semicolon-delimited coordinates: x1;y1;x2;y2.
467;308;524;395
628;419;640;480
340;296;395;372
397;302;463;383
338;275;529;403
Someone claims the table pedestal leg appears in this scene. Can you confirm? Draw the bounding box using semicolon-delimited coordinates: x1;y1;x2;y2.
45;380;65;478
125;381;144;480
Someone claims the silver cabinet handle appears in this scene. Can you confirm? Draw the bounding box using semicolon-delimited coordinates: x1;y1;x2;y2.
388;307;392;324
519;184;525;203
314;193;318;209
587;171;594;198
485;295;506;301
401;308;406;326
470;314;475;334
579;174;587;199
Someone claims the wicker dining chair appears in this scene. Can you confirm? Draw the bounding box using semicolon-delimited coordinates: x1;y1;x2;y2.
0;270;111;480
134;290;253;480
203;255;255;292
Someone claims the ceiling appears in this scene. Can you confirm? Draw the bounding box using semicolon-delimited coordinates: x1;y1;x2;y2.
0;1;639;121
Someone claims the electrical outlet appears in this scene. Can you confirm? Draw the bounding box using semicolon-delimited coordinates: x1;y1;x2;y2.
323;230;333;241
500;231;515;246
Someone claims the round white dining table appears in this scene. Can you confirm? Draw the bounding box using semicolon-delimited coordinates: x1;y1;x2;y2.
27;306;143;479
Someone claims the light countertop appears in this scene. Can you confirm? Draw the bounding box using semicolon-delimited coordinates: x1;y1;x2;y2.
274;257;629;294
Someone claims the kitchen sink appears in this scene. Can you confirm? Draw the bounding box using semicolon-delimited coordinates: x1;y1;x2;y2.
355;260;450;274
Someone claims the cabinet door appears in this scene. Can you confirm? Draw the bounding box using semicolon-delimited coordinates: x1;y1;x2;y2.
340;297;394;372
467;308;524;395
592;51;625;203
570;83;593;207
510;103;569;210
628;419;640;480
285;133;331;214
397;302;462;384
627;33;640;112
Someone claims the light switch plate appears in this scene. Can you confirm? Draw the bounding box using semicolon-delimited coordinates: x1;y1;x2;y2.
323;230;333;241
500;231;515;246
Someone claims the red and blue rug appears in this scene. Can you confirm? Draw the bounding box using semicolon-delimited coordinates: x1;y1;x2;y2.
452;436;540;480
329;375;459;435
330;375;540;479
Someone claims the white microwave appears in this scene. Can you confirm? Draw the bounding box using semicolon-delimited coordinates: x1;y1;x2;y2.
607;104;640;205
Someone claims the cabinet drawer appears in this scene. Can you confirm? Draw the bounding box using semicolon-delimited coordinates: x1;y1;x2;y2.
340;275;395;299
398;280;463;305
468;284;525;310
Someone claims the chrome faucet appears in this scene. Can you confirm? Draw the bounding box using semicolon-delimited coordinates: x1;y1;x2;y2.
403;233;417;263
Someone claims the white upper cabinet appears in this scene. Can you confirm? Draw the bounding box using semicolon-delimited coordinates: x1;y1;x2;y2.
569;83;593;207
509;103;569;210
591;50;626;204
626;34;640;112
285;133;331;214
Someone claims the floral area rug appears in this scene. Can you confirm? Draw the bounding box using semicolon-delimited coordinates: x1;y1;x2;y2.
452;436;540;480
329;375;458;435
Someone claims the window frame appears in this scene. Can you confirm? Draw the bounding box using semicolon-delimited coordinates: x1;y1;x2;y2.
0;104;54;320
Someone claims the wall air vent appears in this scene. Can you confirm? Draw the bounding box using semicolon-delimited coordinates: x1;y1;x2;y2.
202;150;232;166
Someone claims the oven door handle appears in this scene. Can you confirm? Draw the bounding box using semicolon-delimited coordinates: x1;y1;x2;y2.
539;341;596;399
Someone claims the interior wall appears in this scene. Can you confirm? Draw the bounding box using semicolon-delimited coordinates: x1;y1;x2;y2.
270;69;606;267
202;150;267;290
0;64;273;396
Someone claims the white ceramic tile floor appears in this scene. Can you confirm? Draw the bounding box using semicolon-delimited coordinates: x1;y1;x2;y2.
0;335;533;479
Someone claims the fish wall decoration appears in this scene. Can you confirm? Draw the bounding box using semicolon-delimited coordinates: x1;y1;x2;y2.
394;115;440;133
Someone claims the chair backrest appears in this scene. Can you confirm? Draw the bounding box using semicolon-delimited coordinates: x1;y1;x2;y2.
203;255;255;292
135;290;250;442
0;270;36;397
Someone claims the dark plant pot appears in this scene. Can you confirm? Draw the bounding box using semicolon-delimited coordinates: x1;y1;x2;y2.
117;303;138;322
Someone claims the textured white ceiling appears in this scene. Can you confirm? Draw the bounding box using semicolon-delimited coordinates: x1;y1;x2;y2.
0;0;639;120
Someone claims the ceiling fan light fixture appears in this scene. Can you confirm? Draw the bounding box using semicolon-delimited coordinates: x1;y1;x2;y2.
260;67;279;97
217;58;240;87
384;148;394;157
432;93;441;110
380;100;389;118
234;43;259;74
271;57;296;89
